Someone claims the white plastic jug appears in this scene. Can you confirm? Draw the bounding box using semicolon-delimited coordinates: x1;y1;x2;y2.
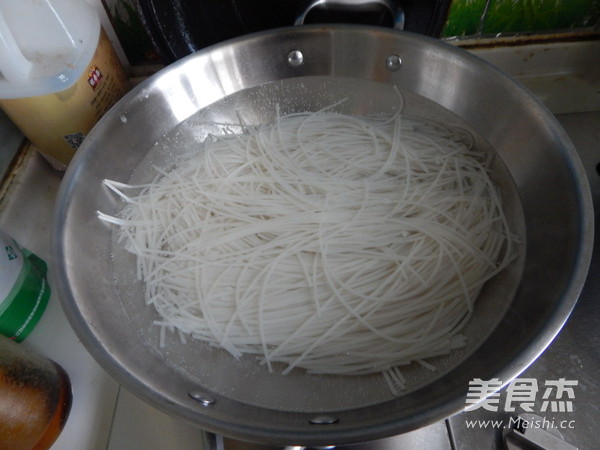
0;0;129;167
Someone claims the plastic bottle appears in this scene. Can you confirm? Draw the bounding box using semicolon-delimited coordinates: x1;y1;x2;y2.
0;230;51;342
0;335;72;450
0;0;130;168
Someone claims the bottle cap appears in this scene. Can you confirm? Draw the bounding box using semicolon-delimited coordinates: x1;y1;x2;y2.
0;230;50;341
0;0;100;99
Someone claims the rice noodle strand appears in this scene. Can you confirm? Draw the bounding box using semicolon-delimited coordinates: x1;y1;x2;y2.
99;109;516;385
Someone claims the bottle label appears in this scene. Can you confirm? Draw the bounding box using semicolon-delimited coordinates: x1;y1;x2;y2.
0;236;23;301
0;232;50;342
0;28;130;168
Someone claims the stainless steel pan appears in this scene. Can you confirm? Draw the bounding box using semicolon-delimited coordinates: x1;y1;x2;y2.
52;25;593;446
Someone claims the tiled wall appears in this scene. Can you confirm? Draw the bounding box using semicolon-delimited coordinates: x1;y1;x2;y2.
442;0;600;38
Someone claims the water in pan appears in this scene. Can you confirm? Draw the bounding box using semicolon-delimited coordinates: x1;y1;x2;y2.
109;76;526;412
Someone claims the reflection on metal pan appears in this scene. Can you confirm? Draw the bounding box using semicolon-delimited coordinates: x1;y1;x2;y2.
52;26;593;446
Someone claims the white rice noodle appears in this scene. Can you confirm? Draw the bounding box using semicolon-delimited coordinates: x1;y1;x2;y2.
99;108;516;389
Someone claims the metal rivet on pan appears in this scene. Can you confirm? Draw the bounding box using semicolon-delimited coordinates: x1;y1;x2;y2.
188;390;216;406
309;415;339;425
287;50;304;67
385;54;402;71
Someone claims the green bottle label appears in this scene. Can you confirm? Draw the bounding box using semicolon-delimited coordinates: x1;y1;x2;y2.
0;233;50;342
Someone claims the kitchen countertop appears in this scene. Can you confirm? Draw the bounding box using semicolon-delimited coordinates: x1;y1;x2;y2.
0;148;119;450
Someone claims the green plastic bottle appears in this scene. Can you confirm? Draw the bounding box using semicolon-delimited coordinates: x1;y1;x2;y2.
0;230;50;341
